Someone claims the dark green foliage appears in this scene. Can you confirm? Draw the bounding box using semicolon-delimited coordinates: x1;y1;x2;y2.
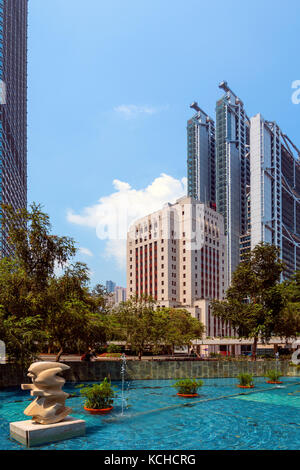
107;344;122;353
113;296;204;359
266;369;281;382
0;203;111;365
172;378;204;395
80;378;115;409
237;373;254;387
211;243;286;360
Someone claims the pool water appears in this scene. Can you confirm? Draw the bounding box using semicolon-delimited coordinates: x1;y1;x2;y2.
0;377;299;450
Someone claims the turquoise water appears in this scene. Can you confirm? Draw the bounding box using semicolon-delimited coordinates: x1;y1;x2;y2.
0;377;300;450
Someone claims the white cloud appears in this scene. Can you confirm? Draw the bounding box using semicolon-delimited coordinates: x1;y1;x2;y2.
67;173;187;269
114;104;168;119
79;247;93;257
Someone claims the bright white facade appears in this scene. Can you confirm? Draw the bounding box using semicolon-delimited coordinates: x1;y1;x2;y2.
127;196;231;337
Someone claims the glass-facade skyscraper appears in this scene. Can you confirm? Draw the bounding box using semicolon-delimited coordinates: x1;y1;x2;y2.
0;0;28;256
187;102;216;206
106;280;116;294
250;113;300;279
215;81;250;281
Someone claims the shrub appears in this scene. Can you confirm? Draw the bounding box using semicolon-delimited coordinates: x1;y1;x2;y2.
209;352;221;358
266;369;282;382
237;373;254;387
80;378;115;409
289;362;300;368
107;344;122;353
172;378;203;395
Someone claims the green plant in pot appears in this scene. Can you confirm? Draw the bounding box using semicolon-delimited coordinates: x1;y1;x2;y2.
173;378;204;397
237;373;254;388
80;378;115;414
266;369;282;384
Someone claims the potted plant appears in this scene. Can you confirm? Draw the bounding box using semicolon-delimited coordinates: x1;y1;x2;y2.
80;378;115;414
237;373;254;389
265;369;283;384
172;378;203;397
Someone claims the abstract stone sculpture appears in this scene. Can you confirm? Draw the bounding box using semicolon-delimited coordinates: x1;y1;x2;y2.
21;362;72;425
291;348;300;365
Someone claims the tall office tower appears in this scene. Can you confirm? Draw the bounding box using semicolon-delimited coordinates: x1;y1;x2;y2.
127;196;230;337
114;286;127;305
187;102;216;206
250;113;300;279
216;81;250;281
0;1;28;256
106;280;116;293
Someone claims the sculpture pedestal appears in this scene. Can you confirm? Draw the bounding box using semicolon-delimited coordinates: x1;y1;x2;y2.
10;416;86;447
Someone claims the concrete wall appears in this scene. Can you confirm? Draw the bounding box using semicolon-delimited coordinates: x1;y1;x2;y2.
0;360;299;389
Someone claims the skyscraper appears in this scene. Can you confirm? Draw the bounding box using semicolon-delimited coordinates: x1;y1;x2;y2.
250;113;300;279
106;280;116;293
0;0;28;256
114;286;127;304
187;102;216;206
127;196;228;314
215;81;250;281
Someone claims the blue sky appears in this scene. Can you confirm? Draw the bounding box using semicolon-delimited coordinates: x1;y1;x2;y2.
28;0;300;287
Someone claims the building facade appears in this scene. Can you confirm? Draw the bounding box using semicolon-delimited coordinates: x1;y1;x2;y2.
106;280;116;293
215;81;250;281
187;102;216;206
0;0;28;256
114;286;127;304
127;196;230;337
250;113;300;278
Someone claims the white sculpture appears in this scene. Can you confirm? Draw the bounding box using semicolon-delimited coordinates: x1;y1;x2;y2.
21;362;72;425
291;340;300;365
291;348;300;365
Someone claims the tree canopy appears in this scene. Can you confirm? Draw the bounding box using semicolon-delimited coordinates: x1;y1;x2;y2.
0;203;110;365
211;243;286;359
113;296;204;359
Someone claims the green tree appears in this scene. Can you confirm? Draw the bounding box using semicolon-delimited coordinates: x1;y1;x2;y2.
114;297;204;359
0;309;46;366
2;202;76;290
46;263;108;361
275;272;300;338
158;308;205;355
0;203;110;364
211;243;285;360
113;295;157;360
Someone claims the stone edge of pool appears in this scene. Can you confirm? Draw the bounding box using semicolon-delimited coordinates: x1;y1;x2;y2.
0;360;300;388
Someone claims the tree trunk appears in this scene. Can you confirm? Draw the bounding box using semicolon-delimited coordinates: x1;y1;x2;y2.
55;347;63;362
252;337;258;361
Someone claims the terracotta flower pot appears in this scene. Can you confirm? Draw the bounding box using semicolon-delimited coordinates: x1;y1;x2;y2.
266;381;283;384
177;393;199;397
84;406;113;415
237;385;254;389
